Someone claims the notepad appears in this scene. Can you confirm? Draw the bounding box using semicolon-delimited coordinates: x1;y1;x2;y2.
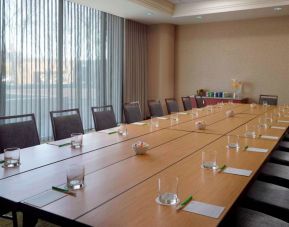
183;201;225;219
246;147;268;153
260;135;279;140
223;167;252;177
23;190;66;208
157;117;168;120
99;127;120;134
132;122;147;126
271;126;286;130
278;120;289;123
47;138;71;147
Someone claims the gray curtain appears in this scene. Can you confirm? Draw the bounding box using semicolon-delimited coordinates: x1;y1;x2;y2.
0;0;124;140
124;20;148;118
63;1;124;130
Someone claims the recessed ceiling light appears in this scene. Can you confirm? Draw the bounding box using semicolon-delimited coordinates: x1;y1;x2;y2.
196;16;202;19
146;12;153;16
274;7;282;11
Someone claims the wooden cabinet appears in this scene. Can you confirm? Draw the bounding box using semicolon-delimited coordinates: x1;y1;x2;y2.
199;97;249;105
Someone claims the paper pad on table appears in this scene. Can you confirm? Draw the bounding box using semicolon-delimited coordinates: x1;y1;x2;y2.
183;201;225;219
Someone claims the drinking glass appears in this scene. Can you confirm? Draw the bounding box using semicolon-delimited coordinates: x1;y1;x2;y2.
118;124;128;136
264;113;273;124
157;176;179;206
244;124;257;138
71;133;83;148
201;150;218;170
66;164;85;190
151;116;159;128
206;105;214;113
262;100;268;106
227;135;240;150
279;105;285;115
191;110;199;119
171;113;179;123
258;117;269;129
3;147;20;168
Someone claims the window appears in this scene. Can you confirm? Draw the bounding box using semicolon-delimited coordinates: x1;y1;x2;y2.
0;0;124;140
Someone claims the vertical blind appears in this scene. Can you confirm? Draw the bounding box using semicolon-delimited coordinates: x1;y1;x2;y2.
63;1;123;130
0;0;124;140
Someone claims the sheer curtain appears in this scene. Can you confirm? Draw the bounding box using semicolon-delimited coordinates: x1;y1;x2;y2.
1;0;59;139
0;0;124;140
63;1;123;130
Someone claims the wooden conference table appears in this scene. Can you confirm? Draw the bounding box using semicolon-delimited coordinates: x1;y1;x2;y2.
0;103;288;226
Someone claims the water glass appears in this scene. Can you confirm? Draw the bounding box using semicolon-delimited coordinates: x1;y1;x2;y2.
3;147;20;168
258;117;269;129
244;124;257;138
157;176;179;206
151;116;159;128
262;100;268;106
264;113;273;124
206;105;214;113
201;150;218;170
71;133;83;148
191;110;199;119
171;113;179;123
66;164;85;190
118;124;128;136
227;135;240;150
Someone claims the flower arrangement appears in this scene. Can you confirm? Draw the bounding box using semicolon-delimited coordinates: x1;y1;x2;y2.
231;79;243;98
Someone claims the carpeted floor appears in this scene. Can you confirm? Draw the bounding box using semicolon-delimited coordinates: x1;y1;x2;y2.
0;213;59;227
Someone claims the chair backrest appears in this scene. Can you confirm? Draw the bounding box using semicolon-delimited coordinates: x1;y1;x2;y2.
0;114;40;153
147;100;164;117
123;102;142;124
196;96;206;108
165;98;179;114
50;108;84;140
181;96;196;111
259;95;278;105
91;105;117;131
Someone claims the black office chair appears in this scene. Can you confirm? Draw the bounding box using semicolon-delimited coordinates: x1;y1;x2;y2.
181;96;198;111
91;105;117;131
245;180;289;222
230;207;289;227
147;100;164;117
196;96;206;108
50;108;84;140
0;113;40;227
259;95;278;105
270;150;289;166
0;114;40;152
123;102;142;124
165;98;179;114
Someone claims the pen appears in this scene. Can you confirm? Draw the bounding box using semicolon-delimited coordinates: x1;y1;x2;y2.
176;195;193;211
52;186;76;197
59;143;71;147
108;131;117;135
218;164;227;173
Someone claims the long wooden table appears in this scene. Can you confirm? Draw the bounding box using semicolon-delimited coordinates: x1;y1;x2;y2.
0;103;286;227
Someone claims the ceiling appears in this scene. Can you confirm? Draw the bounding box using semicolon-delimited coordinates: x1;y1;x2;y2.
70;0;289;25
